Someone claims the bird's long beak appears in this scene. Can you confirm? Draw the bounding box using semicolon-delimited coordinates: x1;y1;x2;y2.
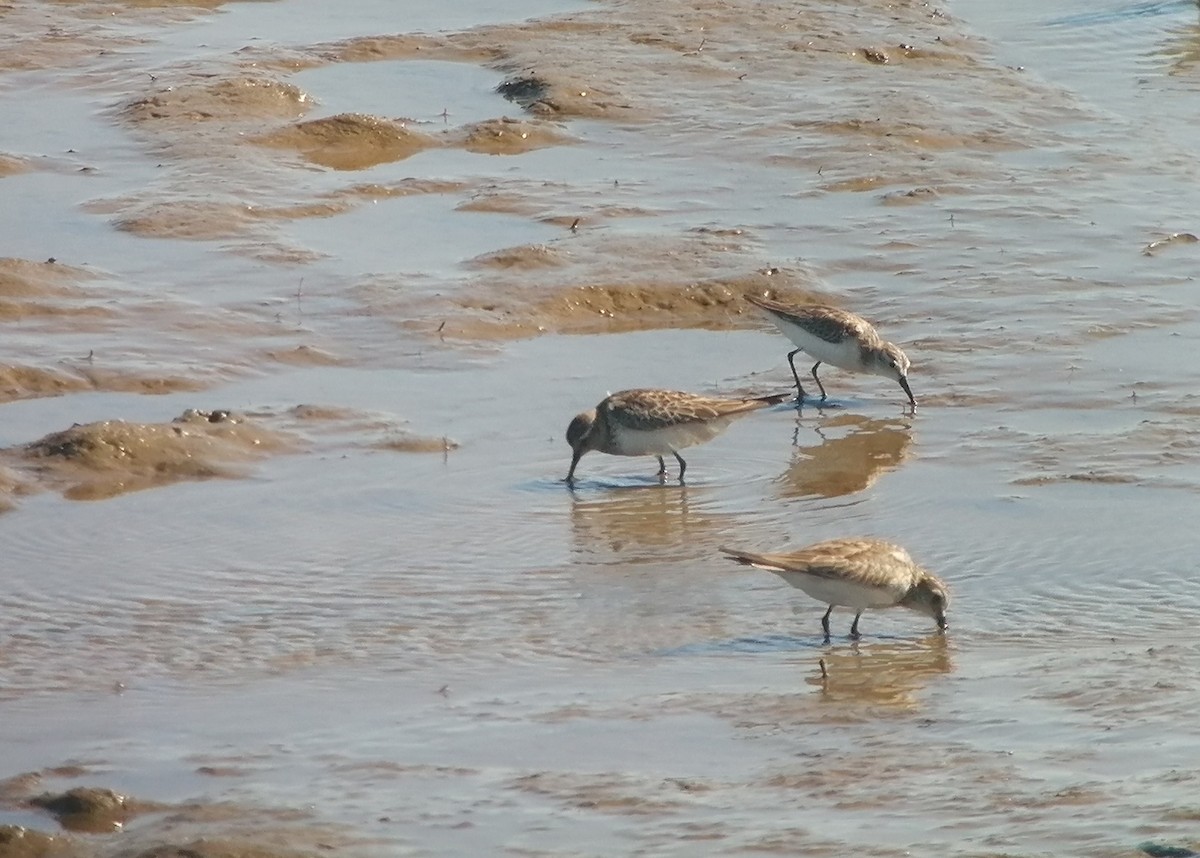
565;446;584;483
936;613;948;632
899;376;916;408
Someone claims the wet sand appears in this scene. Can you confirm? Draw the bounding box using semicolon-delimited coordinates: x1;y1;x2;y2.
4;0;1200;855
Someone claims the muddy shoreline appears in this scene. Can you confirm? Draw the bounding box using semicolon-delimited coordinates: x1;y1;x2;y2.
5;0;1200;854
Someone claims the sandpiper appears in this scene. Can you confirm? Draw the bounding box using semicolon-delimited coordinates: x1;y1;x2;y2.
745;294;916;407
565;388;788;482
720;538;948;639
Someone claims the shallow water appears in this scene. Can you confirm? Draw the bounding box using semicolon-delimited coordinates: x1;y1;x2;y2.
4;0;1200;855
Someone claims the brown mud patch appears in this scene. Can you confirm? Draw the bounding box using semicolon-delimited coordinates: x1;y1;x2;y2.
789;116;1020;154
453;117;574;155
128;839;324;858
495;73;639;120
96;178;470;243
0;366;90;403
254;113;438;170
373;433;459;454
122;78;311;125
52;0;258;10
465;244;568;271
284;404;458;453
0;770;359;858
112;202;258;241
435;267;832;340
0;258;116;322
315;34;498;66
0;466;31;515
509;770;693;816
253;113;571;171
5;410;295;502
0;258;94;299
0;363;198;404
259;345;345;367
0;825;70;858
28;788;137;834
338;179;470;200
0;154;29;177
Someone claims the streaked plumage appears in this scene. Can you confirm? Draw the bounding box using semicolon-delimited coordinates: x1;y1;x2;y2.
720;538;948;639
565;388;788;482
745;294;915;407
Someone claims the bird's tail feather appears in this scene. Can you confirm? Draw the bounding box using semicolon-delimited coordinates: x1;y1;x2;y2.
719;546;784;571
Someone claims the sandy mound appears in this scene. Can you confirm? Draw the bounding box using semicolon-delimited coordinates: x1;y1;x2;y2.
254;113;439;170
318;33;498;65
454;117;575;155
286;404;459;453
123;78;311;125
0;362;206;404
442;268;831;339
0;258;92;298
0;154;29;177
113;201;255;240
496;73;637;120
465;244;567;271
0;258;114;321
0;366;90;402
11;410;294;501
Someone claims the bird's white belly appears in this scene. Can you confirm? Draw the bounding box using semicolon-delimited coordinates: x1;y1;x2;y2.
774;317;863;371
775;572;898;610
608;419;732;456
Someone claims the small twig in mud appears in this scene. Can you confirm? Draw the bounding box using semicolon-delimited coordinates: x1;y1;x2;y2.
440;108;450;123
436;320;446;341
86;350;94;363
437;684;450;697
295;277;304;324
570;217;580;232
738;73;747;80
949;213;956;228
819;658;828;680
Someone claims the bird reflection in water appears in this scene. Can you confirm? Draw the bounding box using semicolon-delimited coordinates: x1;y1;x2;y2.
777;412;913;500
802;635;952;713
569;483;742;564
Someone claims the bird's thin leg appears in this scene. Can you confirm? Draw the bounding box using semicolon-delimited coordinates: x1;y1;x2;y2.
674;451;687;481
810;361;828;401
786;349;808;401
655;455;667;476
849;610;863;640
821;606;832;642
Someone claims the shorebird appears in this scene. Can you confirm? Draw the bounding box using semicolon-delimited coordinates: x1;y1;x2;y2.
565;388;788;482
720;538;948;639
745;294;916;407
